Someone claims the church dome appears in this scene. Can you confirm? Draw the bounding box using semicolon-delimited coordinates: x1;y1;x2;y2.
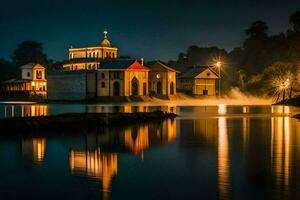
100;30;111;47
101;38;111;47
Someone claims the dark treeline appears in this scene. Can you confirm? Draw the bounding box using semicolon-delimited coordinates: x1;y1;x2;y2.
168;10;300;98
0;41;64;82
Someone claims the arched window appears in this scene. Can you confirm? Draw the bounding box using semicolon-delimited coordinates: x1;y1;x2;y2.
131;77;139;96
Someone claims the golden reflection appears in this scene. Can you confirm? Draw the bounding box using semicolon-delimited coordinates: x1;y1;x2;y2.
124;126;149;155
271;106;290;115
22;138;46;165
271;115;291;197
243;106;249;113
69;149;117;199
242;117;250;146
124;119;177;155
23;105;48;117
167;119;177;142
218;116;230;199
218;104;227;115
4;105;48;118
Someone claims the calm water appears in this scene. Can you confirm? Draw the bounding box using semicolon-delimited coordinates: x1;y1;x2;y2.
0;103;300;200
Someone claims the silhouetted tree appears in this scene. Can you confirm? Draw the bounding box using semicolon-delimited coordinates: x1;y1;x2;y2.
0;58;17;82
290;10;300;32
245;21;269;39
12;41;47;67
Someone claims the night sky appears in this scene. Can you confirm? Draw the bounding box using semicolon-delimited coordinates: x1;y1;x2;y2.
1;0;300;62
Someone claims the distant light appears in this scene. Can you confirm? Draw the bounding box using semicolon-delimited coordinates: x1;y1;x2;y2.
169;75;172;79
156;74;160;79
216;61;222;68
218;104;227;115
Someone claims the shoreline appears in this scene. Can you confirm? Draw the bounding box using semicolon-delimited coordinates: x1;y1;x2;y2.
0;111;177;136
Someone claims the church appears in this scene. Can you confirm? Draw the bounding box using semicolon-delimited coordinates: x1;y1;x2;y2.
63;31;118;71
48;31;175;100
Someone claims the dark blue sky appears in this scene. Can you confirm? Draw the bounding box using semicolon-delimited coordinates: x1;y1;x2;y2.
1;0;300;62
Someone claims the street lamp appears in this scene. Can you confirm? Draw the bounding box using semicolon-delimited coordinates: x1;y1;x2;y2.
216;61;221;98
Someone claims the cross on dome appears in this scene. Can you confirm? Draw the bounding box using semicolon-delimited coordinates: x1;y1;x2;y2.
104;30;108;38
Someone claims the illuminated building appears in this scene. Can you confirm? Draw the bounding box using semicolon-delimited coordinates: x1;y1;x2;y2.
1;63;47;98
178;66;218;96
147;61;178;96
63;31;118;71
97;60;150;96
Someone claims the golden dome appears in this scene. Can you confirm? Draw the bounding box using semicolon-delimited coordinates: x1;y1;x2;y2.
101;30;111;47
101;38;111;47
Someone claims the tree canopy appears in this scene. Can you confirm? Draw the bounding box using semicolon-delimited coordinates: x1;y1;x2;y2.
12;41;48;67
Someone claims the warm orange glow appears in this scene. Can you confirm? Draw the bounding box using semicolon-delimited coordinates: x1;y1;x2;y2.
69;149;117;197
218;104;227;115
271;115;291;193
124;126;149;154
216;61;222;68
218;116;230;199
167;119;177;142
32;139;46;164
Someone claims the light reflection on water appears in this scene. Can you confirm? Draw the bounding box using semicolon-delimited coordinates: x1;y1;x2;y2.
0;104;300;199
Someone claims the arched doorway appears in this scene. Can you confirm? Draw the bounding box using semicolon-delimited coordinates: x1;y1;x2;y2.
131;77;139;96
170;82;174;95
113;81;120;96
157;81;162;94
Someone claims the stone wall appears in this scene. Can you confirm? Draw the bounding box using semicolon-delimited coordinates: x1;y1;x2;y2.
47;71;96;100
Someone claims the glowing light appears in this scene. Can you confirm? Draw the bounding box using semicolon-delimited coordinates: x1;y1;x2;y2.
156;74;160;79
31;82;35;86
218;104;227;115
169;75;172;79
271;72;293;102
216;61;222;68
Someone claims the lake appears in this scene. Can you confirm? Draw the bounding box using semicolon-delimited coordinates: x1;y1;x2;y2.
0;103;299;200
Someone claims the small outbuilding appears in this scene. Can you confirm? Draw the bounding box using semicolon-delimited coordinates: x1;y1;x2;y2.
178;66;218;96
0;63;47;98
147;61;178;96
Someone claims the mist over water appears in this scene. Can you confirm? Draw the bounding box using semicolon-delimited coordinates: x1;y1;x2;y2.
138;88;272;106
